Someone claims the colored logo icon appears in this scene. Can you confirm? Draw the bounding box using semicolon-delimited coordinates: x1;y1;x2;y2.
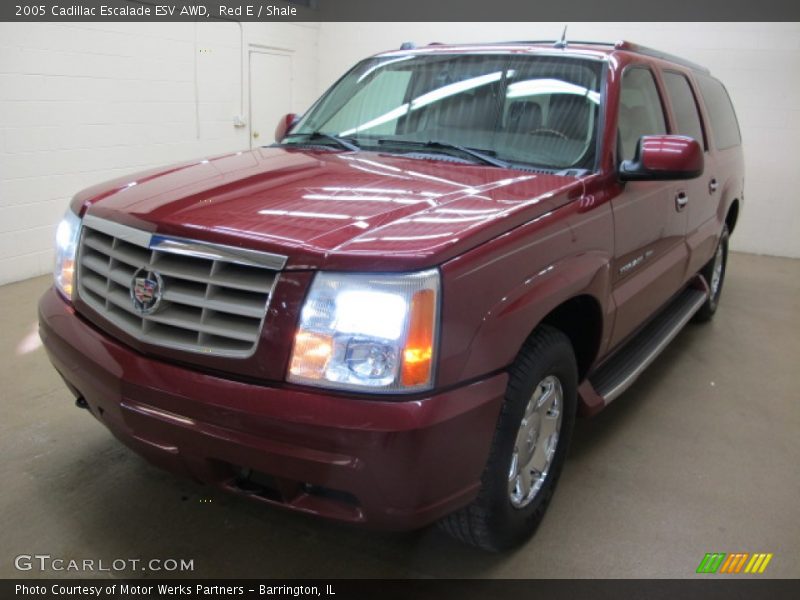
696;552;773;574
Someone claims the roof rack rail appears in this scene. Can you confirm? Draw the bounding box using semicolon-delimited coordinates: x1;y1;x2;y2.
498;40;617;46
613;40;710;73
417;40;710;74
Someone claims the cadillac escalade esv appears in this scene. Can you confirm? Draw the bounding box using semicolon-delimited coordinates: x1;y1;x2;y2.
39;40;743;550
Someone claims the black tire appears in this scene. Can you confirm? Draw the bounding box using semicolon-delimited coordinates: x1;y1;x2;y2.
694;225;729;323
438;325;578;551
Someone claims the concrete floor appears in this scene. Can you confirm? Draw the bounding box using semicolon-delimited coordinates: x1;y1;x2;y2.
1;252;798;579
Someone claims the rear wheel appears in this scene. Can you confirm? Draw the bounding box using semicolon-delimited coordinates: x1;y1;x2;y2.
694;225;729;323
438;325;577;551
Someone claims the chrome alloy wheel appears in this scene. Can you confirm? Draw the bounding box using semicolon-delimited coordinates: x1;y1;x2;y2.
508;375;564;508
710;240;724;298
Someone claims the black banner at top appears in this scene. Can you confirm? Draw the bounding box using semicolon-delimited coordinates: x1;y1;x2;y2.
1;0;799;22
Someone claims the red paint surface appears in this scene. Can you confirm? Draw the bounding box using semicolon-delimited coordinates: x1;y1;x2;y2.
40;288;506;529
640;135;704;175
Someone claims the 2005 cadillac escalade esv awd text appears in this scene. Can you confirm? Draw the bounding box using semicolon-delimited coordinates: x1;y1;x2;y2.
39;40;743;550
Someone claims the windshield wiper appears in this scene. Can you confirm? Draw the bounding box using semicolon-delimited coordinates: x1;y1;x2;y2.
377;139;511;169
283;131;360;152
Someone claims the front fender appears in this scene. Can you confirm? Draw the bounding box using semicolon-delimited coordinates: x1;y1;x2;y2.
460;252;612;382
437;200;615;387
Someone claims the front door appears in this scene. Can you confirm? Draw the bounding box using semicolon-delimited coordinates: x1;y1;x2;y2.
609;66;689;348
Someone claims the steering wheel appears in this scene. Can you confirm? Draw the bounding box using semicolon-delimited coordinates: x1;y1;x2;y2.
527;128;570;140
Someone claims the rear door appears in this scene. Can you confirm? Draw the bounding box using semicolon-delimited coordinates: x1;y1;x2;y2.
691;73;744;270
661;69;716;277
609;66;689;347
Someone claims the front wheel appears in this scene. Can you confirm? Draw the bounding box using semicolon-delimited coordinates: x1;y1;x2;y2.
438;325;577;551
694;225;729;323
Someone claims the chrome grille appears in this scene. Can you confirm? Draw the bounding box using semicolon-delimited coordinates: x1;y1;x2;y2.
76;214;286;358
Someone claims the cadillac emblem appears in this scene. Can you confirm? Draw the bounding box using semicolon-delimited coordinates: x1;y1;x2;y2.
130;268;164;315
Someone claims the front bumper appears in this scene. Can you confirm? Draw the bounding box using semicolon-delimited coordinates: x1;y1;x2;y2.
38;287;506;530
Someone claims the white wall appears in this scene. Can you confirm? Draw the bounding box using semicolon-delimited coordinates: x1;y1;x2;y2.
318;22;800;259
0;21;318;285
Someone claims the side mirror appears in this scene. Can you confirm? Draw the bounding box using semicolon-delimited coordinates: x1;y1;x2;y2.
274;113;300;143
619;135;703;181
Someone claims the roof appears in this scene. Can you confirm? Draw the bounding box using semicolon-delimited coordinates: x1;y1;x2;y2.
377;40;710;74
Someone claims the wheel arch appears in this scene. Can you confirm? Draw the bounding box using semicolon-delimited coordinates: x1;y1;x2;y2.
456;252;613;385
539;294;604;381
725;198;740;234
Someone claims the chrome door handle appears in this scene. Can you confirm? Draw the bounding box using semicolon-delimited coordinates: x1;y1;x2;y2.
675;192;688;211
709;178;719;193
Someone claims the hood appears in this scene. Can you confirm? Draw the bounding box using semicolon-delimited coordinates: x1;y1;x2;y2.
75;147;584;270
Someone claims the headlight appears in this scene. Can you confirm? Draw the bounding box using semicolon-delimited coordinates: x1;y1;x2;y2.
288;269;440;393
54;209;82;301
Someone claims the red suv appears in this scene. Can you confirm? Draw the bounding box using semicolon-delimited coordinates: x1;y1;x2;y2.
40;40;743;550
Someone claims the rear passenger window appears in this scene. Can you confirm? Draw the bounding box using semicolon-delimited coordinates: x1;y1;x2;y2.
696;74;741;150
618;68;667;162
663;71;706;149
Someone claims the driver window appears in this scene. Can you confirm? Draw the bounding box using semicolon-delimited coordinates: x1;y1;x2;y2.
618;68;667;162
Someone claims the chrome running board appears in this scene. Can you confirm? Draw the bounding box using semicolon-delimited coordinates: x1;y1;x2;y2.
590;285;708;405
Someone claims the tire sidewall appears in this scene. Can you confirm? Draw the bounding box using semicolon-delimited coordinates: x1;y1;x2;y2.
482;333;578;549
707;226;730;312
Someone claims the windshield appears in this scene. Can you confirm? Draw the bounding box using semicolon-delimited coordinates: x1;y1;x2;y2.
288;53;604;171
